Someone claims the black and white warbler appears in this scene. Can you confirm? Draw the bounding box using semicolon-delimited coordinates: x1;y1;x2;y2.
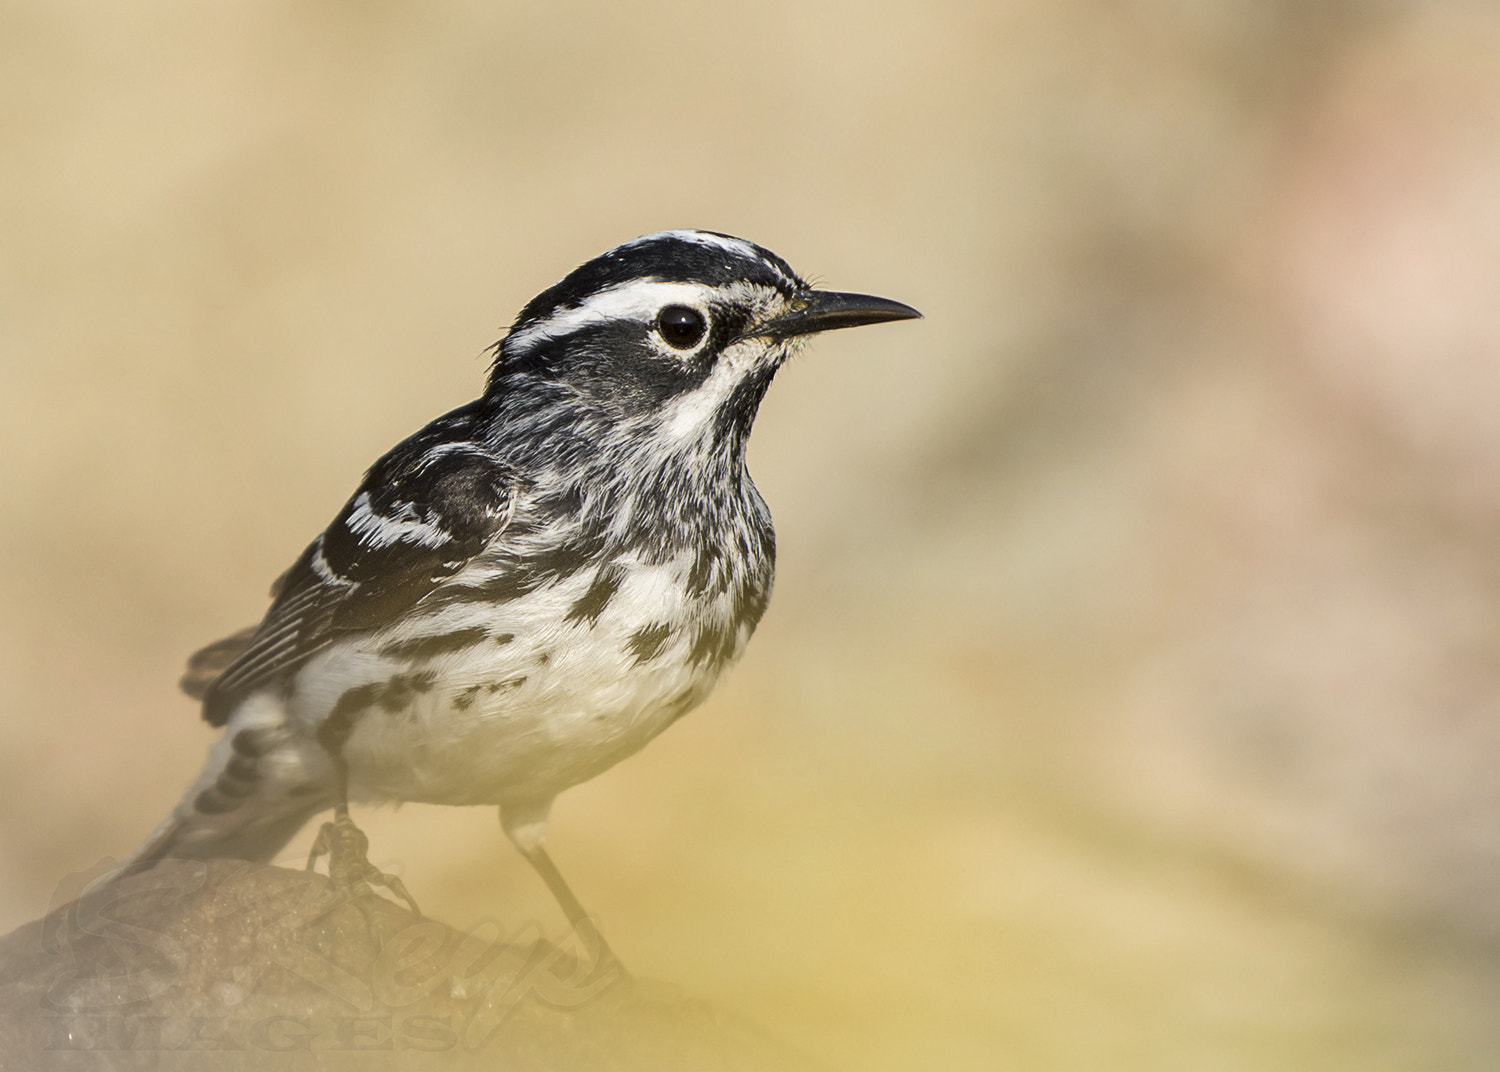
125;230;920;954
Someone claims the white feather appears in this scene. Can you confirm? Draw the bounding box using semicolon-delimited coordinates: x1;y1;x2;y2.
345;491;450;549
506;280;712;355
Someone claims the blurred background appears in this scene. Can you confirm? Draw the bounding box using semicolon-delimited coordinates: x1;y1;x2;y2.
2;0;1499;1067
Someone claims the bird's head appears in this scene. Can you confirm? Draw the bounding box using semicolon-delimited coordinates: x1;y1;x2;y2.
489;230;919;448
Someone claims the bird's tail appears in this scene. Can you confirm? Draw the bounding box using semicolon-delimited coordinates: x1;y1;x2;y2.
122;801;326;875
119;700;332;876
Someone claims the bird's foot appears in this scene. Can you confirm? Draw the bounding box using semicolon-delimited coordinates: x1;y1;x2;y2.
306;809;422;927
572;918;627;989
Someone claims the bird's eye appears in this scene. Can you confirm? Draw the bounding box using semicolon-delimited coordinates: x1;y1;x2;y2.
656;305;707;349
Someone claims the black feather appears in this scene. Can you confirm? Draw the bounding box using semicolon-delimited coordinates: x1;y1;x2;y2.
201;422;516;726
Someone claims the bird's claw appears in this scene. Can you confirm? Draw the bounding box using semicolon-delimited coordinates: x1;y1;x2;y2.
306;809;422;925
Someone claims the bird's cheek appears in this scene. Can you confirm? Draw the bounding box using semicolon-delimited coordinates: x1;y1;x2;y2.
717;337;776;376
662;365;741;442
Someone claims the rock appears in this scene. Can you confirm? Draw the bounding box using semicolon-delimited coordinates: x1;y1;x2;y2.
0;859;817;1071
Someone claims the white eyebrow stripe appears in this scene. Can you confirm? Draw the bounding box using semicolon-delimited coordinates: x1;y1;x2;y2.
504;280;713;355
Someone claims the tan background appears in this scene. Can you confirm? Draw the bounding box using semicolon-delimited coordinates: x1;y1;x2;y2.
3;1;1500;1067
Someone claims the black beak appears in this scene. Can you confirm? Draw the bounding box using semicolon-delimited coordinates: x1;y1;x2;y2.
756;290;922;341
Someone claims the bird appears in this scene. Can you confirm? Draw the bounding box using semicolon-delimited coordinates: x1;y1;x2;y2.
123;229;920;960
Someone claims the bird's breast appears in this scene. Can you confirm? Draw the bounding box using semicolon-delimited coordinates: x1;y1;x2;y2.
287;539;772;807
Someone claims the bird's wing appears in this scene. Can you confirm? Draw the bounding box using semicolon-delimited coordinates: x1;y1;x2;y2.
196;416;518;727
179;626;257;701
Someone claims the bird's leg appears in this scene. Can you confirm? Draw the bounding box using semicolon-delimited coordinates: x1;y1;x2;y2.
307;756;421;920
501;801;621;978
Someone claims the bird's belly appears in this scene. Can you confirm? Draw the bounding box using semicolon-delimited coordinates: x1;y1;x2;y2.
346;636;709;806
287;562;748;807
